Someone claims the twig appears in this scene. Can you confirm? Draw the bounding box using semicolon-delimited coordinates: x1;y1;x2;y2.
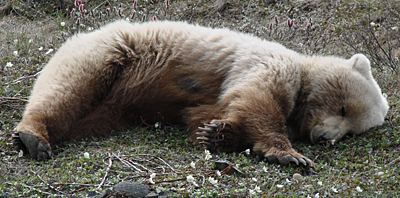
386;155;400;167
30;169;70;196
0;71;41;87
20;183;61;196
113;155;145;173
96;153;113;190
138;154;178;173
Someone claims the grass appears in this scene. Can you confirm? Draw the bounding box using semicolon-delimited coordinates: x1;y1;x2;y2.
1;0;399;197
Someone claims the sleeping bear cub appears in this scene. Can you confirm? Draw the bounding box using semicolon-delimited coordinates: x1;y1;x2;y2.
12;20;389;167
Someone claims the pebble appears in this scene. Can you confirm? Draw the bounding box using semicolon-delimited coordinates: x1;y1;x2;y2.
293;173;304;182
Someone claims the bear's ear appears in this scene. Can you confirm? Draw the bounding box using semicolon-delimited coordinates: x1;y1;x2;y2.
348;54;372;79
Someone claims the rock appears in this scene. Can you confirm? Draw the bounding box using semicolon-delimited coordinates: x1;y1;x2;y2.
293;173;305;182
112;182;149;197
101;189;113;197
86;191;97;197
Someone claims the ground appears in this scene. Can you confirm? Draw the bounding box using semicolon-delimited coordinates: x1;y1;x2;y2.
0;0;399;197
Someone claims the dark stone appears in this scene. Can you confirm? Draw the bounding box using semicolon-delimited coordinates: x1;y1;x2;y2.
214;160;244;176
86;191;97;197
112;182;149;197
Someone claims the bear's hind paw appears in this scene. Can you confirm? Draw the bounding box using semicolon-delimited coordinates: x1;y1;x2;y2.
13;132;53;161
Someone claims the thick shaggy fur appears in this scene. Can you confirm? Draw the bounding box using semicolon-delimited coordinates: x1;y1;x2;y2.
13;21;389;165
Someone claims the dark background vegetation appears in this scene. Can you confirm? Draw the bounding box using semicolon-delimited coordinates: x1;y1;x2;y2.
0;0;399;197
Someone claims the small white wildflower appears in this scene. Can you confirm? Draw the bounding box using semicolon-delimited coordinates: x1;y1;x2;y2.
18;150;24;157
60;22;66;26
331;187;338;193
276;184;284;188
187;175;195;183
149;173;156;184
190;161;196;169
28;39;32;43
208;177;218;185
38;47;43;51
392;26;398;31
263;166;268;172
150;173;156;178
252;177;257;182
255;185;262;193
286;178;292;183
375;171;384;176
245;149;250;155
216;170;221;176
249;189;256;195
83;152;90;159
370;22;376;27
14;39;18;44
315;193;320;198
355;186;363;192
317;181;323;186
204;150;212;160
45;49;54;55
80;23;86;28
87;27;93;31
6;62;13;67
13;51;18;56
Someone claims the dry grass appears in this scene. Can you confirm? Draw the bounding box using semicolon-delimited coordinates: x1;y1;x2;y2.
1;0;399;197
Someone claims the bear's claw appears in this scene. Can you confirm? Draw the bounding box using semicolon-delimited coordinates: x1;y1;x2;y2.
12;132;53;161
265;149;314;167
196;122;225;152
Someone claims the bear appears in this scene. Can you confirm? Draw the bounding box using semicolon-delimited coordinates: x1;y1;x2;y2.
12;20;389;167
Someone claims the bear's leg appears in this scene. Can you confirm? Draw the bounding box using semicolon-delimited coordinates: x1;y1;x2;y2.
190;89;314;167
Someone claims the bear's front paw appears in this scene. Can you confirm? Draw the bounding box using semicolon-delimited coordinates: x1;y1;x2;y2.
196;121;226;152
264;147;314;167
12;132;53;161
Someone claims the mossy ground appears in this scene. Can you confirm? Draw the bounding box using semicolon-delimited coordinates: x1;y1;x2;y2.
1;0;399;197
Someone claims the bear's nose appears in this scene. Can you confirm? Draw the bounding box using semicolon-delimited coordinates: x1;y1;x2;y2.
317;134;331;144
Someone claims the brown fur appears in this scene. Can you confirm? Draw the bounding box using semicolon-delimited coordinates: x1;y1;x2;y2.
14;21;388;165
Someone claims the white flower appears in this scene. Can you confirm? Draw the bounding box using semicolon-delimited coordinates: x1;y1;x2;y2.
150;173;156;178
356;186;363;192
14;39;18;44
255;185;262;193
315;193;320;198
370;22;376;27
317;181;323;186
249;189;256;195
252;177;257;182
375;171;384;176
83;152;90;159
38;47;43;51
45;49;54;55
28;39;32;43
13;51;18;56
392;26;398;31
263;166;268;172
6;62;13;67
60;22;66;26
18;150;24;157
87;27;93;31
245;149;250;155
216;170;221;176
190;161;196;169
208;177;218;185
187;175;195;183
276;184;284;188
331;187;338;193
204;150;212;160
149;173;156;184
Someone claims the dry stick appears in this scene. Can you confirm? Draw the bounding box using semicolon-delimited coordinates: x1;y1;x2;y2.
30;169;70;196
113;154;145;173
96;153;113;190
20;183;61;196
0;72;41;86
139;154;178;173
386;156;400;167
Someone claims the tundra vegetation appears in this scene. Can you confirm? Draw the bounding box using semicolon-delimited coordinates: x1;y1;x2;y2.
0;0;399;197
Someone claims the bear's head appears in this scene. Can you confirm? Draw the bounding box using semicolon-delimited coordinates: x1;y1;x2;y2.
303;54;389;144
